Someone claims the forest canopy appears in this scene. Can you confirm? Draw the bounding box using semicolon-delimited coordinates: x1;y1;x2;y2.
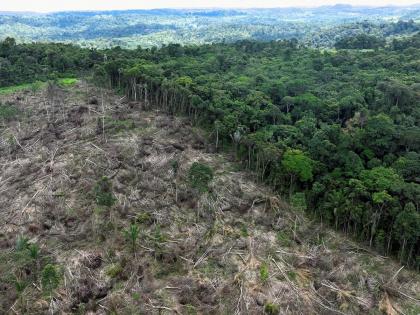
0;32;419;267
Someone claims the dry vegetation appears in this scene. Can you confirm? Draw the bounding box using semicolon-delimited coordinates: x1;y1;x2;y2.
0;82;419;314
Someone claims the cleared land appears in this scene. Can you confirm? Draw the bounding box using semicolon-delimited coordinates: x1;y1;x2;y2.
0;82;419;314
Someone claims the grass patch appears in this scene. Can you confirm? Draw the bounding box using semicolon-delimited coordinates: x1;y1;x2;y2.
264;302;280;315
259;262;269;283
405;304;420;315
58;78;78;87
0;81;44;95
0;78;77;96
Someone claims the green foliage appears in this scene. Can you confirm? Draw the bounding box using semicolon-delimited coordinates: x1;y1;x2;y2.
94;176;116;207
175;76;193;87
360;167;403;193
0;83;39;95
394;204;420;246
2;30;419;265
0;103;18;121
335;34;385;49
362;114;396;156
287;270;297;281
171;160;179;175
12;237;42;270
124;224;140;254
28;243;40;260
58;78;78;86
0;236;62;313
89;37;417;266
106;263;123;278
259;262;269;283
184;304;198;315
393;152;420;181
405;304;420;315
240;224;249;237
282;149;313;182
15;235;30;251
13;278;27;294
41;264;60;295
372;191;393;204
290;192;307;211
152;225;167;245
136;212;153;225
264;302;280;315
132;292;141;301
188;162;214;193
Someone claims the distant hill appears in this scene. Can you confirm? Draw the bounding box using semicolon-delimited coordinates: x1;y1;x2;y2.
0;6;419;48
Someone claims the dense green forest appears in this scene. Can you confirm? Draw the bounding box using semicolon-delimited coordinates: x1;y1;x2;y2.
0;6;419;48
0;33;419;268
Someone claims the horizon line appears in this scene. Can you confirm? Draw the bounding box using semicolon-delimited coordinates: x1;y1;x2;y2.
1;3;420;14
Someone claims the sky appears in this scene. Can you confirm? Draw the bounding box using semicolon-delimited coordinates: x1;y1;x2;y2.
0;0;419;12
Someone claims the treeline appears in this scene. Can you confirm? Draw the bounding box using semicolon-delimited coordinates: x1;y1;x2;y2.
0;35;419;267
97;38;420;268
335;34;386;49
392;32;420;50
0;37;101;86
334;30;420;50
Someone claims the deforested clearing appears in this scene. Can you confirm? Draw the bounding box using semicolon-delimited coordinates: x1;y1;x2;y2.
0;82;419;314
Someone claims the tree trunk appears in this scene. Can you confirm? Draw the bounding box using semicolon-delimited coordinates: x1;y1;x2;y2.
289;174;294;199
215;128;219;152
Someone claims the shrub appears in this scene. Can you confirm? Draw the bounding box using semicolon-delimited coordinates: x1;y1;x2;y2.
136;212;153;224
94;176;116;206
106;263;123;278
188;162;214;193
240;224;249;237
41;264;60;295
290;192;307;211
28;243;40;260
14;278;27;294
0;103;18;121
15;235;30;251
171;160;179;175
264;302;280;315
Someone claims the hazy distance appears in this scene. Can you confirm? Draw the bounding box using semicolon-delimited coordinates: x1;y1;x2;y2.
2;0;420;13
